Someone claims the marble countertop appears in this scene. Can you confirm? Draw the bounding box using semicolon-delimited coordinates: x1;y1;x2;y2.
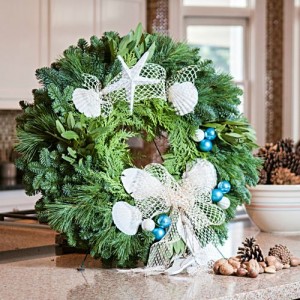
1;219;300;300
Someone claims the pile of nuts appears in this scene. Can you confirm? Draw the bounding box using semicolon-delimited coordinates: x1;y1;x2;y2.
213;255;300;278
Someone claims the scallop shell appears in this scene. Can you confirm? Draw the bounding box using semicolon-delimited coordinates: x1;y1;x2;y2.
112;201;142;235
217;196;231;210
72;88;101;117
168;82;198;116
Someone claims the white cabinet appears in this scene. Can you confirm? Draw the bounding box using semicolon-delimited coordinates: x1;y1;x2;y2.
0;1;43;109
0;0;146;109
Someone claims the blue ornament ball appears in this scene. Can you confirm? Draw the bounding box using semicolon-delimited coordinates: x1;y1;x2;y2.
152;227;166;241
199;139;213;152
211;188;224;203
205;128;217;141
157;214;172;228
217;180;231;194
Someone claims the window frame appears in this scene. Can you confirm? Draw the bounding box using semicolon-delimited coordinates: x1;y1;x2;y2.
184;17;248;114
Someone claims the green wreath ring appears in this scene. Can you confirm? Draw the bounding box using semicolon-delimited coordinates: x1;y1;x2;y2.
16;24;260;269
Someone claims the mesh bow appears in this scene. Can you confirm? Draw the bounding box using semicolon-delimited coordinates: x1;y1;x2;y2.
121;159;226;271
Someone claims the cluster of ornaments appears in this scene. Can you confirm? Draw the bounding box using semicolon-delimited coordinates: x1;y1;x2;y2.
128;213;171;241
211;180;231;210
151;214;172;241
192;127;217;152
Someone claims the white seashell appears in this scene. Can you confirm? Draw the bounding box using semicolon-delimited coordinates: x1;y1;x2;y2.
217;196;231;210
182;159;217;190
168;82;198;116
192;129;205;142
141;219;155;231
72;88;101;117
112;201;142;235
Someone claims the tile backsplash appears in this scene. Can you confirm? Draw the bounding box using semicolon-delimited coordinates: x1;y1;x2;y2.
0;110;22;162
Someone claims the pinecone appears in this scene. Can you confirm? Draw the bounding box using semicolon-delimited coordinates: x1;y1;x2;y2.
271;167;300;185
276;138;294;153
256;138;300;183
296;141;300;157
258;169;268;184
237;237;264;262
268;244;292;264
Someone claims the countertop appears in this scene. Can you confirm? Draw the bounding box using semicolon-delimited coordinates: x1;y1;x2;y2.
0;219;300;300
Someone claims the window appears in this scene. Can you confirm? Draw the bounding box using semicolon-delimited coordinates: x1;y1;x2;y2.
169;0;267;145
185;18;246;112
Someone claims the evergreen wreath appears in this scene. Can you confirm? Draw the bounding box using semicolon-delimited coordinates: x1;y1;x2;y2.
16;24;261;269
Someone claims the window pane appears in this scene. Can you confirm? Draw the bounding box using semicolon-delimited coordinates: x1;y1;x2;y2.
183;0;248;7
186;25;244;81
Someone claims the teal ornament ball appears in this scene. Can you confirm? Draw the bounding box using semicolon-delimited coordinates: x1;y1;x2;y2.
157;214;171;228
199;139;213;152
152;227;166;241
205;128;217;141
211;188;224;202
218;180;231;193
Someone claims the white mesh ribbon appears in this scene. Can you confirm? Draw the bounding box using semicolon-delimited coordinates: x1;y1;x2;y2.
120;159;226;274
72;74;113;117
102;51;166;114
167;65;200;87
167;65;200;116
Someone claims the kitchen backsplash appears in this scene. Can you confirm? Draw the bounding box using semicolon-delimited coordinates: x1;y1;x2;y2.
0;110;22;162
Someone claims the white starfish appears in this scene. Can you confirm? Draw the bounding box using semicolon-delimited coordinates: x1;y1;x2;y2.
102;51;160;114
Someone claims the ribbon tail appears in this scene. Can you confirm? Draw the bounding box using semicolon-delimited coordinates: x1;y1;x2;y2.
177;214;202;257
166;213;211;275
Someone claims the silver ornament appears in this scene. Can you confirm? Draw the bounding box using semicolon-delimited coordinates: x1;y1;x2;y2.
141;219;156;231
217;196;231;210
192;129;205;142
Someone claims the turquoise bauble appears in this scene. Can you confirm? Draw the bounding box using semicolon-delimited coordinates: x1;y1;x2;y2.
199;139;213;152
211;188;224;202
152;228;166;241
205;128;217;140
157;214;171;228
218;180;231;194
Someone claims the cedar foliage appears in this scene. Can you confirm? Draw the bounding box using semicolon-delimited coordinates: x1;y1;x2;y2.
16;25;261;266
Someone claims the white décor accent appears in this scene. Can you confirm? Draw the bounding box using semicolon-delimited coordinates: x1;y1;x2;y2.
112;201;142;235
141;219;156;231
102;51;161;114
168;82;198;116
72;74;112;118
73;89;102;118
192;129;205;142
217;196;231;210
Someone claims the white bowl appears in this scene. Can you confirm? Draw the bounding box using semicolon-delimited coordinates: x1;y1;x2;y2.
246;185;300;234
